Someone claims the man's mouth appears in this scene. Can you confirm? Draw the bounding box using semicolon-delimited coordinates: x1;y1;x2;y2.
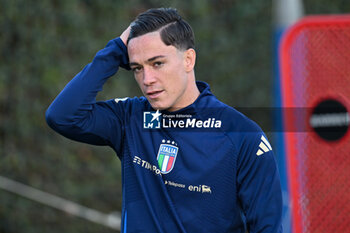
146;90;164;99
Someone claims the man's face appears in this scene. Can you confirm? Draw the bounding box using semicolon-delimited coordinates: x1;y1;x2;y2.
128;31;192;111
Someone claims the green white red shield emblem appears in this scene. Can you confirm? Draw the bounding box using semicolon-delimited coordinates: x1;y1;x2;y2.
157;144;178;174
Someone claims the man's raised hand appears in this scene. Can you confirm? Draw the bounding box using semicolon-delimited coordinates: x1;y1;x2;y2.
120;26;131;46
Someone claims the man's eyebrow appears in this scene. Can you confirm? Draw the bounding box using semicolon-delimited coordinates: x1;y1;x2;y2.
147;55;166;62
129;62;140;67
129;55;166;67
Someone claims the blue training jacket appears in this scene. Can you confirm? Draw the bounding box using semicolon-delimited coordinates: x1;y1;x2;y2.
46;37;283;233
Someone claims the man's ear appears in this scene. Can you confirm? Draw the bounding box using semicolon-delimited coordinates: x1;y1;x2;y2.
184;48;196;72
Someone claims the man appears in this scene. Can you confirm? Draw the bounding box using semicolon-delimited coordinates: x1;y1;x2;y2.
46;8;283;233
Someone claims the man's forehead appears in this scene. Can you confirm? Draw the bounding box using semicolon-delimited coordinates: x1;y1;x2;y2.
128;32;177;62
128;31;163;47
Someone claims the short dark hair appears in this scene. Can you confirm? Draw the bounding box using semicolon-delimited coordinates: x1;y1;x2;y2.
127;8;195;51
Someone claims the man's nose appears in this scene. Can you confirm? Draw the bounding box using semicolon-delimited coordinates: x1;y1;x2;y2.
143;67;156;86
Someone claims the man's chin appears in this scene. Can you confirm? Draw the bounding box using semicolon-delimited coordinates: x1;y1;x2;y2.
148;101;169;111
148;99;181;112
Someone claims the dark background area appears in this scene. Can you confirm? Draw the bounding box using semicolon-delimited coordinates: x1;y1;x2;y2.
1;0;349;232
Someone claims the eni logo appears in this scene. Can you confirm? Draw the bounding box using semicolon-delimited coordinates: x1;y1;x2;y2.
188;185;212;194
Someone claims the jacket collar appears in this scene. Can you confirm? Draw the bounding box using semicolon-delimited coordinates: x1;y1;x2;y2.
160;81;213;115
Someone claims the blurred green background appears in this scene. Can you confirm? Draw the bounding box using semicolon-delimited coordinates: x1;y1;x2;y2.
0;0;349;232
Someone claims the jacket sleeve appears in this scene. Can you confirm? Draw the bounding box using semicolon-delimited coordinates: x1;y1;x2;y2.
236;132;283;233
45;37;130;150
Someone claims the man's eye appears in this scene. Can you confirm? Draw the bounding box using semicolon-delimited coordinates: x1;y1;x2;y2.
154;61;163;68
132;67;142;73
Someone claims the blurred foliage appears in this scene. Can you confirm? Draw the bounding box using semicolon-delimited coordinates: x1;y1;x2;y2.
0;0;349;232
